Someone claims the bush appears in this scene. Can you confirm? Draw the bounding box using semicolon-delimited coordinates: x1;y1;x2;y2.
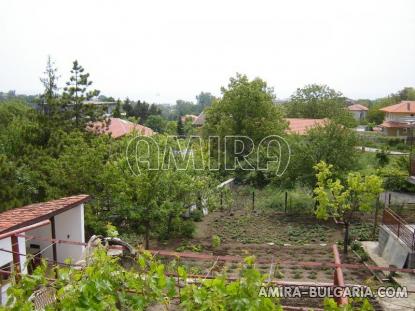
211;235;221;249
179;220;196;238
190;209;203;222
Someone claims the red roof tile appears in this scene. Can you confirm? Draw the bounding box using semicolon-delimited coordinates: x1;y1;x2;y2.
89;118;155;138
348;104;368;111
379;121;409;129
0;195;90;234
193;112;205;126
285;118;328;135
380;101;415;114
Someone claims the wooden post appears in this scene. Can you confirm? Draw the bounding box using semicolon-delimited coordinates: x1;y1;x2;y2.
388;193;392;207
11;235;20;280
50;216;58;263
220;191;223;211
284;192;288;214
252;191;255;211
373;197;380;239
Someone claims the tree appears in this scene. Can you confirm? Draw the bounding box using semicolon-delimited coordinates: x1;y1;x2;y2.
281;121;358;188
39;56;59;116
398;87;415;101
286;84;355;127
313;161;383;254
145;115;167;133
195;91;214;111
113;99;122;118
62;60;100;128
177;116;185;137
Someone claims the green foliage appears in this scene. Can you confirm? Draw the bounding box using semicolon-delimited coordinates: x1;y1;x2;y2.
211;234;221;249
62;60;100;129
181;256;280;311
286;84;356;127
190;209;203;222
313;161;383;253
280;121;358;187
144;114;167;133
112;99;122;118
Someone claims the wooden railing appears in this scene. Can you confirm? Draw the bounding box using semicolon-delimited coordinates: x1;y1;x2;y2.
382;208;415;251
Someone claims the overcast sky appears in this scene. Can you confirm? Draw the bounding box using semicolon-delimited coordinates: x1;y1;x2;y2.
1;0;414;103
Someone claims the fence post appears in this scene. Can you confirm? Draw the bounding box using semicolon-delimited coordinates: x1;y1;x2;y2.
388;193;392;207
284;192;288;214
373;197;380;238
252;191;255;211
220;191;223;211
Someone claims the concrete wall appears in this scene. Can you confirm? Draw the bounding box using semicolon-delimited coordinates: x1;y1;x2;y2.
54;204;85;263
351;110;367;121
377;225;415;268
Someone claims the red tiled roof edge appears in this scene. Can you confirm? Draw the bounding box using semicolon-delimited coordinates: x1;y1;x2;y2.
0;194;91;234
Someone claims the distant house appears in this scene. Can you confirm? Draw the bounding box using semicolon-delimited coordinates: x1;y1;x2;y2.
181;114;198;123
193;112;205;127
89;117;155;138
285;118;327;135
379;101;415;137
348;104;368;121
0;195;89;304
84;100;117;116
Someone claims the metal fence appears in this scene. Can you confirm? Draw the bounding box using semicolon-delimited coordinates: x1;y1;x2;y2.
382;208;415;251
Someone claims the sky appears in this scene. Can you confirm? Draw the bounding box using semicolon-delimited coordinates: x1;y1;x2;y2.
0;0;414;104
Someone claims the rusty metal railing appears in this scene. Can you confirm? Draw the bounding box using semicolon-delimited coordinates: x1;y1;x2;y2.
382;208;415;251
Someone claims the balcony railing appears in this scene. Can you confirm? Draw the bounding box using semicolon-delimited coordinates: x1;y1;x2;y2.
382;208;415;251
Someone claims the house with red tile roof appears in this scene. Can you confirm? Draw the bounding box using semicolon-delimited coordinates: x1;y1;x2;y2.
285;118;328;135
181;114;198;123
348;104;368;121
379;101;415;137
0;195;89;303
192;112;205;127
88;117;155;138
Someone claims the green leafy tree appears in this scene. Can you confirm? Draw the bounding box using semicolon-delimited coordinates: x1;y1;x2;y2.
195;91;215;111
39;56;60;116
313;161;383;254
62;60;100;128
177;116;185;137
281;121;358;187
287;84;356;127
145;115;167;133
112;99;122;118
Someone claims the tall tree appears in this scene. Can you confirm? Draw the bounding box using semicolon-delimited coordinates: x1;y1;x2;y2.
62;60;100;128
286;84;355;127
39;56;60;116
177;116;185;137
196;92;215;112
113;99;122;118
313;161;383;254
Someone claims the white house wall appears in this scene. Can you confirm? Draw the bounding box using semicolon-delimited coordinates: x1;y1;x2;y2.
54;204;85;263
25;223;53;260
0;236;26;305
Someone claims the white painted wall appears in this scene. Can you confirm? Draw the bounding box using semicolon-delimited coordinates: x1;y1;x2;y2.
54;204;85;263
25;223;53;260
0;236;26;305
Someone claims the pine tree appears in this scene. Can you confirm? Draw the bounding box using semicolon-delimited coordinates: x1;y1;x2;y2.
113;99;122;118
177;116;185;137
63;60;100;128
39;56;60;116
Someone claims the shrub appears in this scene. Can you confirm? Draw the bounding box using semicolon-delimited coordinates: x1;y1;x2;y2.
211;235;221;249
190;209;203;222
179;220;196;238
